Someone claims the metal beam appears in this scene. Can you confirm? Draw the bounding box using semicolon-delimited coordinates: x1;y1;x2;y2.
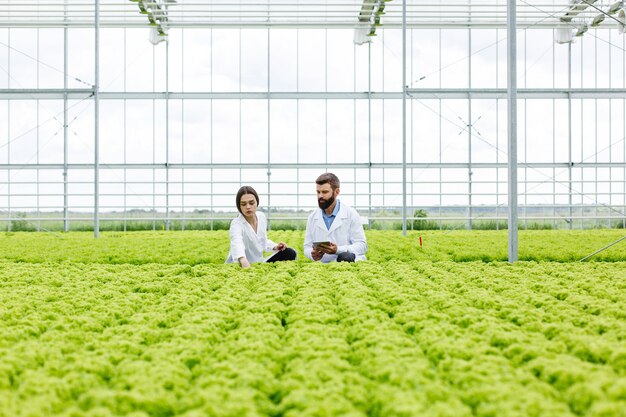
0;21;577;29
94;0;100;238
0;0;603;30
507;0;518;262
402;0;407;236
7;89;626;100
2;162;624;170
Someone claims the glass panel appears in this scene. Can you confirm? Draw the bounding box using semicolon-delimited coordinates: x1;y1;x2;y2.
212;29;241;93
9;29;37;89
242;29;268;92
179;29;212;92
270;29;297;91
68;29;94;89
269;100;294;163
298;29;326;92
327;100;355;163
241;100;268;163
212;100;240;163
298;100;325;163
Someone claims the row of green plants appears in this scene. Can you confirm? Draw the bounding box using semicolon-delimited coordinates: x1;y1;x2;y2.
0;229;624;264
1;259;625;417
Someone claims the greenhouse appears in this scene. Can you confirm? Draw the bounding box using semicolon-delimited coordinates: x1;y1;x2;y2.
0;1;625;417
1;0;624;234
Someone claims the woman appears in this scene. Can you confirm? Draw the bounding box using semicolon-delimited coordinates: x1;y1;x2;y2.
226;186;297;268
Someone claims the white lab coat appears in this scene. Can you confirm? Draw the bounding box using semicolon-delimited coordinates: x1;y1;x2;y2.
225;211;278;264
303;200;367;262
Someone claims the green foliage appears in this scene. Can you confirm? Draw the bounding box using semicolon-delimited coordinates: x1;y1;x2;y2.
9;212;36;232
70;220;233;232
412;209;439;230
613;219;625;229
0;230;625;264
0;230;624;416
472;220;507;230
0;253;625;416
3;211;624;232
524;221;554;230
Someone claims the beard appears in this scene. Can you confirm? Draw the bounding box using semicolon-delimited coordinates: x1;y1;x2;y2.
318;195;335;210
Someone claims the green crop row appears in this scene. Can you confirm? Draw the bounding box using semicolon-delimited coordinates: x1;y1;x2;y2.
1;259;625;417
0;229;624;264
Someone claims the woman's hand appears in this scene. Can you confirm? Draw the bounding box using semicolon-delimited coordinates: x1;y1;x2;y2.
274;242;288;251
238;256;251;269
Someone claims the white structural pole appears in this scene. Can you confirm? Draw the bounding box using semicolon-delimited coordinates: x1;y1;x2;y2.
368;43;372;227
568;43;573;229
507;0;518;261
63;7;69;232
94;0;100;238
165;41;170;231
468;27;473;230
402;0;407;236
267;27;271;229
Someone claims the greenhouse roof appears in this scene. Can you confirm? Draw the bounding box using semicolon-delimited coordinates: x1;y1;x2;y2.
0;1;604;29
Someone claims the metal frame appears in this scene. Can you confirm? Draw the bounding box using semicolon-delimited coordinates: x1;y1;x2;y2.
0;1;608;29
1;2;626;238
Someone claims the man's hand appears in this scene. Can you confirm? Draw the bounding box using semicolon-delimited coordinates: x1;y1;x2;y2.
311;247;324;261
315;242;337;255
238;256;251;269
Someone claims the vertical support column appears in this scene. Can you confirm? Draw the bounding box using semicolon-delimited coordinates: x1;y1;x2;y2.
94;0;100;238
152;44;157;231
523;34;527;230
568;42;573;229
468;27;473;230
267;27;271;230
595;36;599;228
36;30;40;231
6;30;10;232
401;0;407;236
368;42;372;228
552;35;556;229
439;28;443;229
63;15;69;232
507;0;518;262
181;30;186;231
209;28;213;231
353;35;357;213
496;28;500;230
165;40;170;231
123;28;127;232
296;29;301;225
409;28;414;230
604;101;609;225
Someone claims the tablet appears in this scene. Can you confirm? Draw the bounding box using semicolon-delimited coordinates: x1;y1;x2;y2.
313;241;331;247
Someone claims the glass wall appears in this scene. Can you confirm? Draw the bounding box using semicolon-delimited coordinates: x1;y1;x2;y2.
1;24;625;230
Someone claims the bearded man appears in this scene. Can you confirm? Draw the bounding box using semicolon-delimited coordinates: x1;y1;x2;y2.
303;172;368;263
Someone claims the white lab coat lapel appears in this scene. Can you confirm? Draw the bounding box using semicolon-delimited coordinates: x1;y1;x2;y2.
313;210;329;235
240;213;260;240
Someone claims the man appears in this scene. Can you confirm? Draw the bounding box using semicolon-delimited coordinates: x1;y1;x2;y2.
304;172;367;263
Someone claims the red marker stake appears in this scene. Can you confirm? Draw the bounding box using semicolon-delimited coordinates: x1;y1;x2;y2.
419;235;423;247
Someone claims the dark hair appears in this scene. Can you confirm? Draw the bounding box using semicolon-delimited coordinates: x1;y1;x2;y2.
315;172;340;190
235;186;259;214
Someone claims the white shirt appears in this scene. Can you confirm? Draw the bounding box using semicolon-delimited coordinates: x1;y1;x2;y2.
303;200;367;263
226;211;278;264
